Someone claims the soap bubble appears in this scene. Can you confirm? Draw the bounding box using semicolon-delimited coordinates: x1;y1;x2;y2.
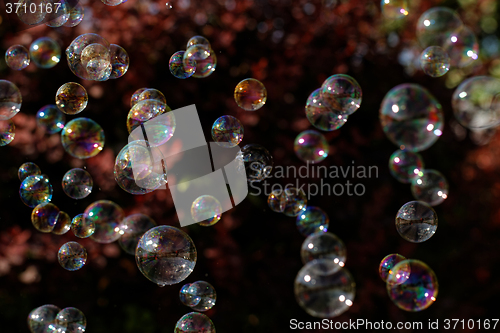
61;118;105;159
62;168;93;199
236;144;273;182
84;200;124;243
52;211;71;235
191;195;222;226
109;44;129;79
380;84;444;152
301;232;346;268
19;162;41;181
280;187;307;217
388;150;424;183
174;312;215;333
30;37;61;69
28;304;60;333
169;51;196;79
387;260;438;311
17;0;47;25
379;253;406;283
138;89;167;105
179;281;217;311
5;45;30;70
20;175;53;208
118;214;156;255
0;120;15;146
381;0;409;19
296;206;329;236
295;259;355;318
36;105;65;134
305;88;348;131
267;189;284;213
71;214;95;238
211;115;244;148
0;80;22;120
130;88;147;107
81;43;111;80
234;78;267;111
187;36;211;49
66;34;109;80
184;44;210;64
420;46;450;77
55;307;86;333
31;202;59;233
320;74;362;116
416;7;463;48
411;169;448;206
294;130;329;163
63;3;84;27
452;76;500;130
45;1;70;28
396;201;438;243
443;25;479;68
58;241;87;271
136;225;197;286
191;50;217;78
56;82;88;115
127;101;175;147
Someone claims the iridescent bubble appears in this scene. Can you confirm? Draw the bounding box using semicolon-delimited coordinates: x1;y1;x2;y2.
280;187;307;217
0;80;22;120
381;0;409;19
267;189;284;213
379;253;406;283
36;105;65;134
387;259;438;311
191;50;217;78
236;144;273;182
31;203;59;233
174;312;215;333
20;175;53;208
136;225;197;286
211;115;244;148
379;84;444;152
191;195;222;226
58;241;87;271
30;37;61;69
17;0;47;25
296;206;328;236
71;214;95;238
420;46;450;77
28;304;60;333
5;45;30;70
118;214;156;255
18;162;41;181
179;281;216;311
0;119;15;146
126;101;175;146
183;45;210;74
294;130;329;163
61;118;105;159
187;36;211;49
416;7;463;48
55;307;86;333
388;150;424;183
130;88;148;107
63;3;85;27
295;259;355;318
84;200;124;243
301;232;346;268
138;89;167;105
305;89;348;131
81;43;111;81
411;169;448;206
56;82;88;115
62;168;93;199
386;258;411;286
52;211;71;235
234;78;267;111
45;0;70;28
65;34;109;80
396;201;437;243
443;25;479;68
109;44;129;79
320;74;362;115
169;51;195;79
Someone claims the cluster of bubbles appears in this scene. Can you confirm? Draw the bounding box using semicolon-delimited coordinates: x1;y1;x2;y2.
179;281;217;311
0;80;22;146
169;36;216;79
16;0;84;28
234;78;267;111
28;305;86;333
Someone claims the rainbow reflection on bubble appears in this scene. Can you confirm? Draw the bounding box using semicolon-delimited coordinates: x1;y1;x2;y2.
61;118;105;159
379;253;406;282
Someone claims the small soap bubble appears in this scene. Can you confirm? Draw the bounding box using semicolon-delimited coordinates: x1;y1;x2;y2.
81;43;111;80
234;78;267;111
305;88;348;131
294;130;329;163
280;187;307;217
52;211;71;235
55;307;86;333
36;105;66;134
28;304;61;333
301;232;345;267
416;7;463;48
211;115;244;148
187;36;211;49
58;241;87;271
136;225;197;286
381;0;409;19
19;162;41;181
236;144;273;182
71;214;95;238
56;82;88;115
411;169;448;206
174;312;215;333
5;45;30;70
62;168;93;199
169;51;196;79
396;201;437;243
0;80;22;120
388;150;424;183
61;118;105;159
31;203;60;233
379;253;406;283
118;214;156;255
30;37;61;69
296;206;328;236
20;175;53;208
63;3;84;27
267;189;284;213
320;74;362;115
191;195;222;226
109;44;129;79
179;281;216;311
84;200;124;243
443;25;479;68
420;46;450;77
0;119;15;146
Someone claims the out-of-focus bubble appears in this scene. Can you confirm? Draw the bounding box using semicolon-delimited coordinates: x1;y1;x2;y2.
0;80;22;120
295;259;355;318
443;25;479;68
267;189;284;212
320;74;362;115
109;44;129;79
5;45;30;70
396;201;438;243
28;304;60;333
294;130;329;163
61;118;105;159
101;0;125;6
0;119;15;146
71;213;95;238
20;175;53;208
211;115;244;148
305;88;348;131
174;312;215;333
191;195;222;226
388;150;424;183
84;200;124;243
387;260;438;311
420;46;450;77
56;82;88;115
187;36;211;49
379;253;406;283
63;3;84;27
118;214;156;255
46;0;70;27
19;162;41;181
416;7;463;48
36;105;65;134
301;232;345;267
62;168;93;199
55;307;86;333
280;187;307;217
296;206;328;236
179;281;216;311
52;211;71;235
191;50;217;78
58;241;87;271
234;78;267;111
136;225;197;286
30;37;61;69
411;169;448;206
17;0;47;25
31;202;59;233
380;84;444;152
452;76;500;130
81;43;111;80
381;0;409;19
236;144;273;182
169;51;196;79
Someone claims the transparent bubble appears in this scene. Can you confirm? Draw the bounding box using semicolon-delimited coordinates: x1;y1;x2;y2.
179;281;216;311
58;241;87;271
136;225;197;286
71;214;95;238
127;102;175;147
174;312;215;333
0;119;15;146
55;307;86;333
109;44;129;79
211;115;244;148
280;187;307;217
267;189;284;213
5;45;30;70
301;232;345;268
234;78;267;111
294;130;329;163
118;214;156;255
52;211;71;235
381;0;409;19
63;3;84;27
30;37;61;69
191;195;222;226
295;259;355;318
387;260;438;311
56;82;88;115
0;80;22;120
81;44;111;81
386;259;411;286
443;25;479;68
19;162;41;181
127;100;168;134
101;0;125;6
388;150;424;183
187;36;211;49
396;201;437;243
45;0;70;28
380;84;444;152
66;34;110;80
28;304;60;333
17;0;47;25
296;206;328;236
183;45;210;71
416;7;463;48
305;88;348;131
138;89;167;106
411;169;448;206
20;175;53;208
31;202;59;233
130;88;148;107
236;144;273;182
192;50;217;78
84;200;124;243
320;74;362;115
36;105;65;134
169;51;195;79
420;46;450;77
61;118;105;159
379;253;406;283
452;76;500;130
62;168;93;199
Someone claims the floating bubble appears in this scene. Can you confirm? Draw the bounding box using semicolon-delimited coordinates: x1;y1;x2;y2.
191;50;217;78
5;45;30;70
386;259;411;286
396;201;437;243
28;304;60;333
174;312;215;333
169;51;196;79
45;1;70;28
183;44;210;69
443;25;479;68
81;43;111;80
20;175;53;208
301;232;345;268
61;118;105;159
30;37;61;69
295;259;355;318
179;281;217;311
294;130;329;163
18;162;41;181
66;34;110;80
109;44;129;79
320;74;362;115
187;36;211;49
84;200;124;243
236;144;273;182
411;169;448;206
234;78;267;111
296;206;329;236
130;88;148;107
58;241;87;271
379;253;406;283
267;189;284;213
191;195;222;226
17;0;46;25
136;225;197;286
36;105;65;134
56;82;88;115
118;214;156;255
381;0;409;19
0;80;22;120
52;211;71;235
55;307;86;333
139;89;167;105
31;203;59;233
305;88;348;131
280;187;307;217
63;3;84;27
420;46;450;77
71;214;95;238
211;115;244;148
388;150;424;183
416;7;463;48
62;168;93;199
0;119;15;146
380;84;444;152
127;102;175;147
